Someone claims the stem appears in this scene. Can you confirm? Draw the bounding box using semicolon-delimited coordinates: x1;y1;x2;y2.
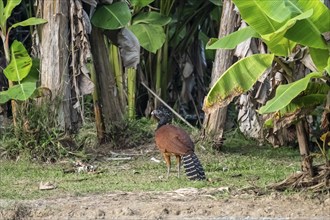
109;44;125;104
296;119;314;177
127;67;136;119
87;56;105;142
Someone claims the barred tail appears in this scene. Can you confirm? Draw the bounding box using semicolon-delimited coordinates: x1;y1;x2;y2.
182;153;206;180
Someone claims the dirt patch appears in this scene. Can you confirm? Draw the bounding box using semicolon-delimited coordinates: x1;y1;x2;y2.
1;188;329;219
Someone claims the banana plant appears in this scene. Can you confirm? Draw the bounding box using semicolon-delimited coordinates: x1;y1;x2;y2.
203;0;330;178
91;0;171;119
0;0;47;126
203;0;330;116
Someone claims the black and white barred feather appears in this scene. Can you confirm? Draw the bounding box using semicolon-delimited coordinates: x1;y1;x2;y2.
182;153;206;180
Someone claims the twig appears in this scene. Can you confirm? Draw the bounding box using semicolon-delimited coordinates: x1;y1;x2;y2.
110;151;142;156
141;82;196;130
106;157;132;161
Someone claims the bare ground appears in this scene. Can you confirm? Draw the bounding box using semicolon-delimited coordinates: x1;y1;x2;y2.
1;187;329;219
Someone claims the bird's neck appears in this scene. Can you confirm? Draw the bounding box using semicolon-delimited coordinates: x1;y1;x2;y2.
157;119;170;129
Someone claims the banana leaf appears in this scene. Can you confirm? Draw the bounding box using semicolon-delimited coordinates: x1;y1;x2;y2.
259;72;323;114
3;0;20;21
206;26;259;50
203;54;274;113
309;48;330;72
284;0;330;49
3;40;32;82
11;17;47;29
6;82;36;101
132;12;171;26
91;2;131;30
128;23;165;53
264;94;326;128
130;0;155;8
0;91;10;104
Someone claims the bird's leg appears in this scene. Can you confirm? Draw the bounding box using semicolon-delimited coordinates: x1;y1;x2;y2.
163;153;171;179
176;155;182;178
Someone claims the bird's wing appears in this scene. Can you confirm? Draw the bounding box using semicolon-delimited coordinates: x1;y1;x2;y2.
155;125;194;155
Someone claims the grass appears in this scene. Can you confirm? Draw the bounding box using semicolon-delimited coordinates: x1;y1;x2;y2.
0;128;303;201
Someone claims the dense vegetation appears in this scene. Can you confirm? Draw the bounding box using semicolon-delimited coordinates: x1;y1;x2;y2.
0;0;329;192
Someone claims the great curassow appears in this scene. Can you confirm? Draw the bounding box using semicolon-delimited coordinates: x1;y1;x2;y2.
151;106;206;180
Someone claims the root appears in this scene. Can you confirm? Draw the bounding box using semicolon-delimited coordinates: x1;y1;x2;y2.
269;164;330;192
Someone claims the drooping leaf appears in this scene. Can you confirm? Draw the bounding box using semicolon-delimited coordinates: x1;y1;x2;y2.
261;9;312;56
206;26;259;50
284;0;330;49
208;0;222;6
264;94;326;128
326;57;330;75
0;0;5;28
4;40;32;82
232;0;283;35
132;12;171;26
11;17;47;28
6;82;36;101
309;47;330;72
254;0;291;23
203;54;274;113
91;2;131;30
3;0;21;21
21;58;40;83
128;23;165;53
0;91;10;104
259;72;323;114
282;94;326;115
306;82;330;95
130;0;155;8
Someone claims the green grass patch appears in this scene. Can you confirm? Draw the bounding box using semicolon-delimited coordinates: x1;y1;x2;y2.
0;129;302;200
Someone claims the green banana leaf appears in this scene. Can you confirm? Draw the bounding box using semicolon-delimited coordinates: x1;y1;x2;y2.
203;54;274;113
259;72;323;114
264;94;326;128
232;0;283;35
11;17;47;29
206;26;259;50
130;0;155;7
21;58;40;83
0;91;10;104
261;10;312;56
128;23;165;53
3;0;20;21
132;12;171;26
209;0;222;6
0;0;5;28
326;57;330;75
91;2;131;30
309;47;330;72
3;40;32;82
232;0;329;50
6;82;36;101
284;0;330;49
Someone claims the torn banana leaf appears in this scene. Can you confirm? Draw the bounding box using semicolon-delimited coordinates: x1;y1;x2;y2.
203;54;274;113
259;72;323;114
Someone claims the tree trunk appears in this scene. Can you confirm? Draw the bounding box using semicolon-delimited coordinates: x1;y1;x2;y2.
296;120;314;177
39;0;78;132
90;28;124;133
203;0;238;142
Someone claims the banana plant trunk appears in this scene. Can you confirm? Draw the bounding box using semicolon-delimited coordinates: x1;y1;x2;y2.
90;27;124;132
203;0;238;142
39;0;77;132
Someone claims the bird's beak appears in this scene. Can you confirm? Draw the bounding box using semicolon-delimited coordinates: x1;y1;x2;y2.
151;110;159;120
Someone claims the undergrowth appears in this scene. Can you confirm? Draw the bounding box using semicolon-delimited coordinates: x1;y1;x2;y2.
0;100;154;162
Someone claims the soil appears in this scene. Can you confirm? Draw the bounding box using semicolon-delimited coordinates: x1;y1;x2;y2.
1;188;329;219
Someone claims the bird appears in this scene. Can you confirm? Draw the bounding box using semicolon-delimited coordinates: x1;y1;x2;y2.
151;105;206;180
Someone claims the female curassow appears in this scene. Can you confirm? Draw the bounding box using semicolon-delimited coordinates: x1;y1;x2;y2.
151;106;206;180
